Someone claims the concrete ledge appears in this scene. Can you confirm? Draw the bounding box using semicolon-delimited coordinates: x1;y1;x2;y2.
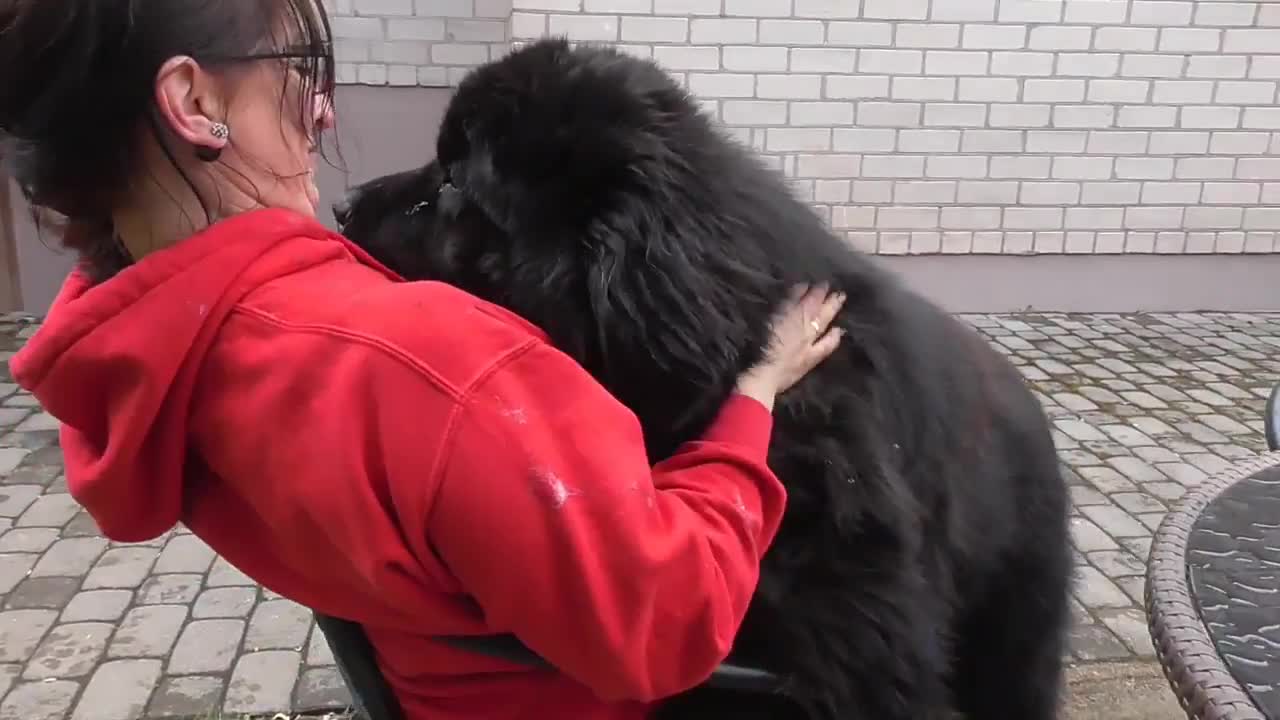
877;253;1280;313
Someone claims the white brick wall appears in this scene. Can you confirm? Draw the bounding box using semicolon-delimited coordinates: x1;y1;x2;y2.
334;0;1280;256
501;0;1280;255
323;0;511;87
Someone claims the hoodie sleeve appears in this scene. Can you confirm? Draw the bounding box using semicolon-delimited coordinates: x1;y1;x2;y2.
425;340;787;703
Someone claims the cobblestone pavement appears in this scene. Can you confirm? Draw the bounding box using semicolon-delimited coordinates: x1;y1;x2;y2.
0;310;1277;718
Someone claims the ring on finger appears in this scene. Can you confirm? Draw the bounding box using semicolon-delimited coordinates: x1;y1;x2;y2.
810;320;821;333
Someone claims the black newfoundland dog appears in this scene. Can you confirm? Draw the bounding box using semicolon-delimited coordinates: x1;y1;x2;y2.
333;37;1073;720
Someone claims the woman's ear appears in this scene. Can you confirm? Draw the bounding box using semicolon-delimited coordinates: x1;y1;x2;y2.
152;56;226;153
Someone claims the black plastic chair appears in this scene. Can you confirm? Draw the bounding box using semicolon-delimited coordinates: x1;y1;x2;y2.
312;611;785;720
1266;381;1280;452
313;612;407;720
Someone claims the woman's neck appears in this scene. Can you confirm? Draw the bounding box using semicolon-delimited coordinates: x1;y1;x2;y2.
111;151;256;263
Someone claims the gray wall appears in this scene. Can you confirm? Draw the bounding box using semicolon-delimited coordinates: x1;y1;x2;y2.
507;0;1280;258
9;1;1280;312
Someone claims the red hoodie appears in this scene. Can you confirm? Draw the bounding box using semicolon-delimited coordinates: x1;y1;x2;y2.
9;208;787;719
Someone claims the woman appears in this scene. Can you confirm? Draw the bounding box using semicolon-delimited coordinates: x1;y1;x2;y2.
0;1;845;718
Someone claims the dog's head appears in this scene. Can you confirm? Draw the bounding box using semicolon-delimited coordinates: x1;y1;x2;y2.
433;37;703;241
337;38;813;453
331;161;445;280
333;158;518;299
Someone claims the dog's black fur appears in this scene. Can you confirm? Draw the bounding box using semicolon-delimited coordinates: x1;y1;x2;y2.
334;37;1073;720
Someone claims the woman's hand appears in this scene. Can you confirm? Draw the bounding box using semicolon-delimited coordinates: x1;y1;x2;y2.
735;284;846;411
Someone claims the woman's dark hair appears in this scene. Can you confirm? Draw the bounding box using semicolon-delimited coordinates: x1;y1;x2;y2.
0;0;337;279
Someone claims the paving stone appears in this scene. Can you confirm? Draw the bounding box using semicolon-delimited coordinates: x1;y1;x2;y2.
13;413;57;433
305;623;335;666
1118;391;1165;409
1215;443;1257;460
207;556;255;587
1144;481;1186;502
2;432;57;452
167;619;244;674
23;621;113;680
0;664;17;702
1069;623;1133;661
1132;445;1180;463
1055;420;1109;442
1110;492;1166;515
60;590;132;623
0;553;34;594
1081;439;1131;458
1161;437;1209;455
0;528;58;554
5;576;79;610
1079;504;1148;539
245;598;312;651
0;609;56;663
1127;417;1178;438
151;534;215;574
146;675;224;718
1067;596;1091;626
27;453;60;474
1059;449;1102;467
1053;393;1097;411
0;486;40;518
1115;576;1146;606
82;546;158;589
294;666;353;711
1202;415;1251;435
1079;387;1123;404
30;537;107;577
0;389;32;406
60;512;100;538
223;650;302;715
1186;453;1233;476
71;659;162;720
0;409;29;429
1086;550;1146;578
1105;456;1168;484
1069;517;1119;552
1137;512;1167;532
107;605;187;658
1;464;60;488
1121;536;1153;562
1099;425;1157;447
1068;486;1107;506
137;574;202;605
1097;608;1156;658
1073;566;1132;610
0;679;78;720
1156;462;1212;487
14;494;79;527
1075;466;1137;494
193;586;258;619
0;449;29;476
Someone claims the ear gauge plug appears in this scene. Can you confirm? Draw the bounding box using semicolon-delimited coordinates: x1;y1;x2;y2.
195;122;230;162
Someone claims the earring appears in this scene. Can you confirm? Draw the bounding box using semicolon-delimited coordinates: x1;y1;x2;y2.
195;122;230;162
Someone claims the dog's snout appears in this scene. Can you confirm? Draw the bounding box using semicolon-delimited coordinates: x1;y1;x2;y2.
332;194;353;227
438;184;463;217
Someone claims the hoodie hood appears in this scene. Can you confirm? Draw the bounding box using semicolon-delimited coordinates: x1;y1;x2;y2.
9;208;393;542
